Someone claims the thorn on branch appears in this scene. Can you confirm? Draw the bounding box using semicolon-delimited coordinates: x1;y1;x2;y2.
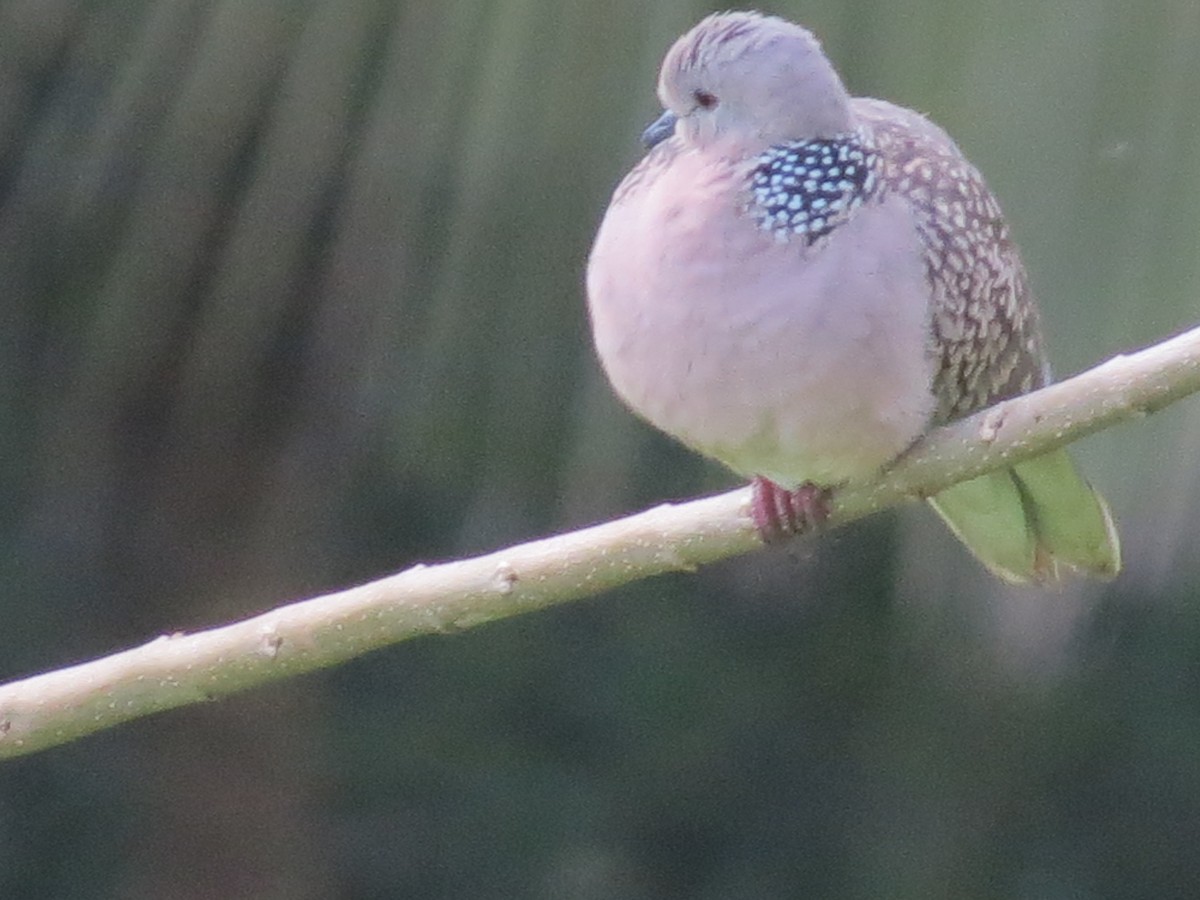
492;562;519;594
980;405;1006;442
258;628;284;659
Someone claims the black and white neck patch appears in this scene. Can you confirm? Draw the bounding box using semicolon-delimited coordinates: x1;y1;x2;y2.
749;133;878;244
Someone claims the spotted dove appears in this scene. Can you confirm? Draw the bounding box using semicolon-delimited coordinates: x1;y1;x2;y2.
586;10;1119;582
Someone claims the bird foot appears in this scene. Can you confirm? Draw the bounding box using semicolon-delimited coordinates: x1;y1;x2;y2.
750;476;832;542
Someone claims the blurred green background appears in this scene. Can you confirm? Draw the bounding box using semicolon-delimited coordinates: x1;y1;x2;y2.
2;0;1199;897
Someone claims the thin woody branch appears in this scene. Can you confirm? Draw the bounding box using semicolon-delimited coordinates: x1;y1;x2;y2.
2;324;1199;760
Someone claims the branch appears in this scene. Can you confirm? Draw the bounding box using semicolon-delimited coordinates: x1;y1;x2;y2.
3;324;1200;760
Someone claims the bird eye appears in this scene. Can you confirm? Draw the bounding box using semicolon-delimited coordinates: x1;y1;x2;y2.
693;89;719;110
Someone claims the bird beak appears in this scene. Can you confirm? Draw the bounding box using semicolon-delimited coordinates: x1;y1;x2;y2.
641;110;678;149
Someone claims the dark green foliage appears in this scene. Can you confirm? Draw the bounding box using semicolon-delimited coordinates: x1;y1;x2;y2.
1;0;1199;896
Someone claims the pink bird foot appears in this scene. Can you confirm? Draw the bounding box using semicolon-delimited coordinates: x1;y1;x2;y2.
750;476;832;543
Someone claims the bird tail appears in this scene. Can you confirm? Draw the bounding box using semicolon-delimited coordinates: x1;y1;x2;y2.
926;448;1121;583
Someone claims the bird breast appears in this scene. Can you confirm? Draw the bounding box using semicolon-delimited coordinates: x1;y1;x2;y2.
587;144;940;486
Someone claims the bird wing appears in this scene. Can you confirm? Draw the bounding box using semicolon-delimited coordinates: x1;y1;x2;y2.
852;98;1049;425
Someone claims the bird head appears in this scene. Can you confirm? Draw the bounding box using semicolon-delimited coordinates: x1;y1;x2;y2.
647;11;853;154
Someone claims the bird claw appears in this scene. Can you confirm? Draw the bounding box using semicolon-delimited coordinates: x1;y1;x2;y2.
750;476;832;542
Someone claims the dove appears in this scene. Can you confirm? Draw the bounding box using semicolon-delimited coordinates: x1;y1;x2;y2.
586;11;1119;582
